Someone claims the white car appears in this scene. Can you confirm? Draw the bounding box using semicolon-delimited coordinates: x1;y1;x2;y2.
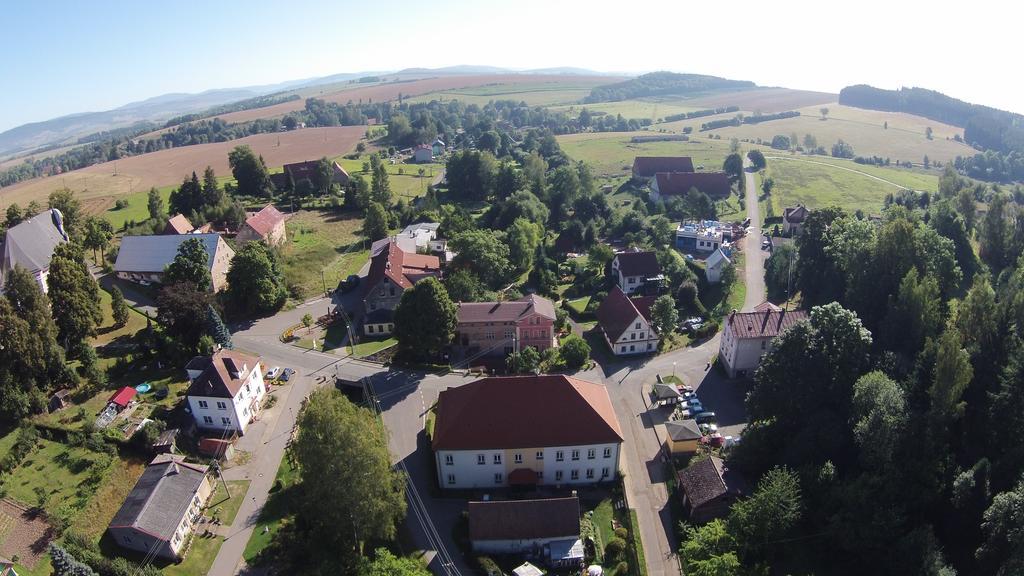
265;366;281;379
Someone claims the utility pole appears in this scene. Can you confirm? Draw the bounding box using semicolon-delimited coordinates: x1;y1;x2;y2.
211;460;230;498
321;270;327;297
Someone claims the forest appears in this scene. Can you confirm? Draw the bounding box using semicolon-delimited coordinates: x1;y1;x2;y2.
584;71;755;103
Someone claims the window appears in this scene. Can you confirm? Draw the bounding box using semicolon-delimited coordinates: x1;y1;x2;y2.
203;416;213;425
571;470;579;480
630;345;636;352
245;384;251;396
761;340;767;350
620;346;627;353
647;342;653;350
631;332;636;340
556;450;564;462
505;329;514;339
493;454;502;465
537;471;543;480
445;454;453;466
389;286;396;296
494;473;503;484
571;449;580;461
367;325;374;334
243;407;249;417
477;454;486;465
587;449;595;460
536;451;544;460
604;447;612;458
221;417;231;426
602;467;610;478
586;468;595;479
628;277;636;284
555;470;563;481
447;474;456;485
197;400;208;409
514;453;523;464
635;322;641;329
216;401;227;410
486;331;495;340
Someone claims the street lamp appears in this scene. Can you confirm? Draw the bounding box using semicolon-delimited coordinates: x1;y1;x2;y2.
672;361;677;379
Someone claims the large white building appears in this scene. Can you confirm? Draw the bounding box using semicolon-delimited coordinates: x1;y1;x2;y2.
718;302;808;378
185;350;266;435
596;286;659;356
432;375;624;489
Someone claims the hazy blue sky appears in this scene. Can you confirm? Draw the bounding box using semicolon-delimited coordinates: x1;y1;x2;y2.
0;0;1015;132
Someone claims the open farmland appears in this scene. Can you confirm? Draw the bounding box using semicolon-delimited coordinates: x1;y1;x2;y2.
557;132;732;181
406;79;609;107
708;103;975;164
0;126;363;211
677;87;836;113
761;154;938;216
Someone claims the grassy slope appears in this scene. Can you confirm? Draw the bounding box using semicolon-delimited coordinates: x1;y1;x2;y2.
406;81;604;107
556;133;732;180
279;210;367;297
333;156;442;201
5;439;105;509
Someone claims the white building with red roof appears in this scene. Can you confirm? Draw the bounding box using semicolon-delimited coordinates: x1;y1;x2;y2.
432;375;623;489
596;286;659;356
184;349;266;435
718;302;808;378
236;204;287;246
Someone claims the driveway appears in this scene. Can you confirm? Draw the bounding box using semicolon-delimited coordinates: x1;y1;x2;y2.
742;161;768;311
98;274;158;317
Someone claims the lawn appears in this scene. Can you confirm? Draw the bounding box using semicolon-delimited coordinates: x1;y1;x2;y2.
279;209;368;299
352;337;397;358
761;156;937;215
4;439;108;512
587;497;647;576
69;455;148;539
557;132;732;180
408;80;605;107
335;156;443;201
101;185;173;230
242;455;297;565
550;99;699;122
566;296;591;315
206;480;250;525
93;284;149;348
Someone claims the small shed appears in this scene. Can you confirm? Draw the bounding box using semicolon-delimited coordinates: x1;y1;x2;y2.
652;383;683;406
198;436;236;460
152;428;179;454
513;562;544;576
705;248;731;284
108;387;137;411
49;388;73;413
665;419;703;454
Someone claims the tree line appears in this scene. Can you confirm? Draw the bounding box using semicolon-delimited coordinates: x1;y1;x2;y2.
584;71;755;103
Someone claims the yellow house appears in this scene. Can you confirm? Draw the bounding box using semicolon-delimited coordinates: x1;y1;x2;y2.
665;419;703;454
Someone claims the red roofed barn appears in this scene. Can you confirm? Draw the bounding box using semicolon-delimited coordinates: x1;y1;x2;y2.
651;171;732;200
631;156;695;178
236;204;287;246
433;375;623;489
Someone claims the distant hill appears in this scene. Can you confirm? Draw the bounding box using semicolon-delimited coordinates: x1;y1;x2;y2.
839;84;1024;154
584;71;756;103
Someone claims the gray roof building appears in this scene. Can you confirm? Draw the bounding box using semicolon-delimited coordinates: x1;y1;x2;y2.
0;208;69;292
114;233;234;291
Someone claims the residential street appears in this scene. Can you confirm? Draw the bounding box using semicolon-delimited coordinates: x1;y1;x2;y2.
743;160;768;311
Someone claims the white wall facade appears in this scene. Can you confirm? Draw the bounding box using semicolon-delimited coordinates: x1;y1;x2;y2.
436;443;621;490
719;324;773;378
611;256;646;295
187;367;266;435
472;535;576;555
604;314;658;356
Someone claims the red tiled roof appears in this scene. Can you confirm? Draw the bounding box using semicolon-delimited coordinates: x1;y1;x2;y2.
596;287;655;342
632;156;694;177
614;250;660;278
109;386;137;407
726;306;808;339
163;214;193;235
243;204;286;237
432;375;624;451
186;349;261;399
457;294;556;323
469;497;580;541
654;171;731;198
363;241;441;297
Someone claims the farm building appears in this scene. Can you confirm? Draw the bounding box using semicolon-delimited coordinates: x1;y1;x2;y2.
677;455;744;523
236;204;287;246
782;204;810;236
114;234;235;292
0;208;69;294
163;214;194;235
650;171;731;200
271;159;350;190
413;144;434;163
631;156;694;178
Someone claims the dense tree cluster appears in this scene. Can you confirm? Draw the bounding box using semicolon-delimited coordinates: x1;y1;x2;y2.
584;72;754;103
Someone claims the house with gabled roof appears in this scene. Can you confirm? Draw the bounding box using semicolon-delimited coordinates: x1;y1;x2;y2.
454;294;557;358
433;375;623;489
632;156;695;178
782;204;810;236
162;214;194;235
0;208;69;294
665;419;703;455
361;240;441;327
704;248;731;284
469;496;584;567
271;159;350;190
677;455;744;523
185;349;266;435
651;171;731;200
610;250;661;295
718;302;808;378
236;204;287;246
596;286;659;356
107;454;213;560
114;233;235;292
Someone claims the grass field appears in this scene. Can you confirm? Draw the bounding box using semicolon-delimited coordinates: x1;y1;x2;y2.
762;155;938;215
242;455;297;565
69;455;148;538
710;103;975;164
334;156;442;201
279;209;367;298
4;439;107;510
406;80;607;107
557;132;732;180
551;100;699;122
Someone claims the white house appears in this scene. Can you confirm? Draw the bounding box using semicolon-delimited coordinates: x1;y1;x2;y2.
433;375;624;490
782;205;810;236
718;302;808;378
400;222;440;250
704;248;731;284
413;144;434;163
469;497;583;568
185;350;266;435
610;250;661;295
0;208;69;294
596;286;659;356
676;222;724;254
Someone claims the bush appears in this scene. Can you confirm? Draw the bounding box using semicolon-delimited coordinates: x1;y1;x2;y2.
560;334;591;369
614;526;629;541
605;537;627;562
615;561;630;576
476;556;501;576
114;198;129;210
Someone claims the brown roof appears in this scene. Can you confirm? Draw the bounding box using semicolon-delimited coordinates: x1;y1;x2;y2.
243;204;286;237
654;172;732;198
632;156;694;177
596;287;656;342
726;306;808;340
614;250;661;278
432;375;624;451
469;497;580;541
457;294;556;324
163;214;193;235
783;205;809;223
185;349;261;398
363;240;441;296
666;419;702;442
678;456;741;509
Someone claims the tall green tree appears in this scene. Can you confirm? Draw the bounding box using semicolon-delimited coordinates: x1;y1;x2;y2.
5;203;23;228
442;269;485;302
450;230;512;289
363;202;389;241
169;171;203;217
371;162;392;205
228;145;273;198
48;189;82;234
206;304;233;349
147;187;164;220
976;478;1024;575
292;389;407;571
650;294;679;340
747;149;767;170
360;549;430;576
157;282;212;355
560;334;591;369
728;467;802;563
81;217;114;265
47;242;102;352
312;157;335;197
679;520;742;576
393;277;457;361
224;241;287;315
723;152;744;184
507;218;542;272
980;192;1010;272
109;285;130;329
202;165;225;207
850;371;907;468
162;238;212;291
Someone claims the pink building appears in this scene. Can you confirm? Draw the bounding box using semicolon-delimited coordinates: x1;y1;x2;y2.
455;295;557;357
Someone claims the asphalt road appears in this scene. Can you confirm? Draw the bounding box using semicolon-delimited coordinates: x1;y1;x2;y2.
743;161;768;311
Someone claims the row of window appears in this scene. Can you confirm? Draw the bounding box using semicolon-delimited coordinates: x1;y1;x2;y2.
197;400;228;410
446;467;610;485
203;415;233;426
447;447;613;466
366;323;394;334
619;342;654;354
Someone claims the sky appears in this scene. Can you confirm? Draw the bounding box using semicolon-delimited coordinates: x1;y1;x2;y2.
0;0;1018;132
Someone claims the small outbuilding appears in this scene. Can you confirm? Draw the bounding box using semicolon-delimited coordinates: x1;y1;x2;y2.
677;455;744;523
48;388;73;413
512;562;544;576
704;248;731;284
108;387;137;411
665;419;703;455
651;383;683;406
152;428;179;454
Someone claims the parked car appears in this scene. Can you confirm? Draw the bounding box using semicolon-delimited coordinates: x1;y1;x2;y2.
686;400;704;413
694;411;717;425
761;239;771;250
281;368;295;381
265;366;281;380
